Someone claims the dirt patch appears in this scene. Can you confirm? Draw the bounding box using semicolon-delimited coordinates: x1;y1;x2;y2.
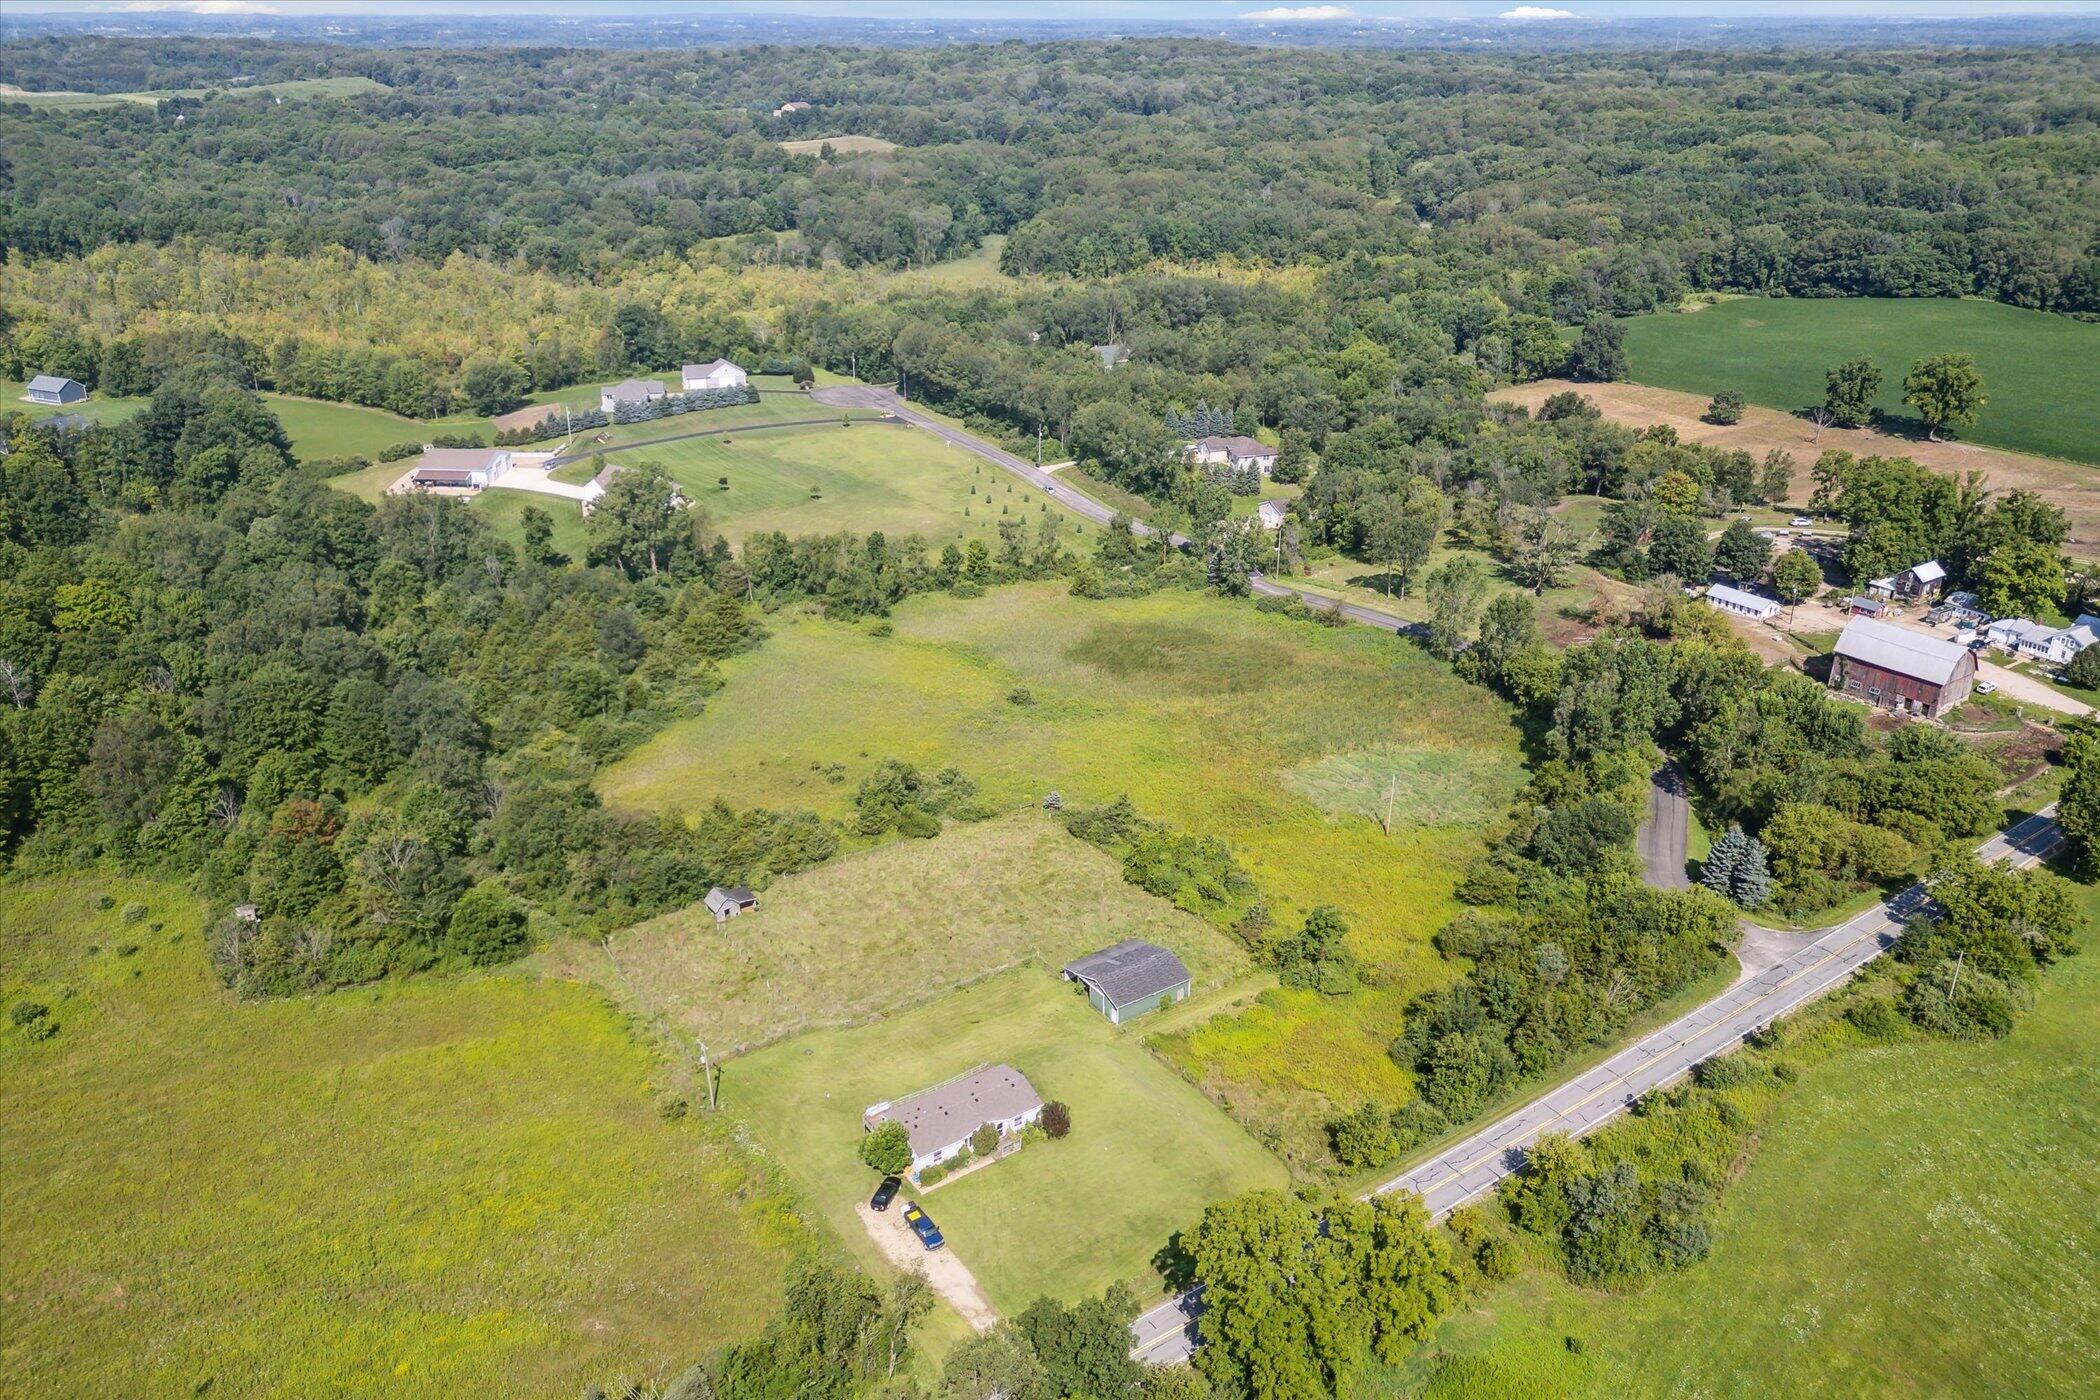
855;1201;999;1333
1494;379;2100;557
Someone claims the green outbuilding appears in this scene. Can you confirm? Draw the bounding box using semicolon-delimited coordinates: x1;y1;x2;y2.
1061;939;1193;1025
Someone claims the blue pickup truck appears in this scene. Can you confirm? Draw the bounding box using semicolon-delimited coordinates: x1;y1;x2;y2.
902;1202;944;1250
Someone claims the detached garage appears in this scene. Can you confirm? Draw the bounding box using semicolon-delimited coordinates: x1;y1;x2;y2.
1061;939;1192;1025
25;375;86;406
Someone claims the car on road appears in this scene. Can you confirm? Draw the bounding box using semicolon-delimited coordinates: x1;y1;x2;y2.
870;1175;901;1211
902;1202;944;1250
1978;680;1999;695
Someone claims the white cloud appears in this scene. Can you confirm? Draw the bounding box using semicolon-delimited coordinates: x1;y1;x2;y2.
1241;5;1355;21
1498;6;1578;18
118;1;283;14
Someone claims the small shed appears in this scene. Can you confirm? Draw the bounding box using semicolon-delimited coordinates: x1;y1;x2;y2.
704;885;758;923
25;375;87;406
1061;939;1192;1024
1256;500;1288;531
1847;596;1888;618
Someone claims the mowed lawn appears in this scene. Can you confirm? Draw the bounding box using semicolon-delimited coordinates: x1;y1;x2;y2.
0;877;798;1397
1623;297;2100;465
600;584;1526;1163
583;809;1249;1056
727;967;1288;1317
1388;896;2100;1399
582;421;1081;544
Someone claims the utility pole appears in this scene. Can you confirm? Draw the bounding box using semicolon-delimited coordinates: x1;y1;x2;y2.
697;1038;719;1110
1036;423;1044;468
1946;948;1965;1002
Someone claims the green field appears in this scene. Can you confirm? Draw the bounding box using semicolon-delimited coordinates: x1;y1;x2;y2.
600;584;1526;1164
728;967;1288;1317
2;76;388;109
588;810;1249;1056
3;381;147;427
1386;891;2100;1399
577;421;1078;545
1624;297;2100;465
0;876;798;1395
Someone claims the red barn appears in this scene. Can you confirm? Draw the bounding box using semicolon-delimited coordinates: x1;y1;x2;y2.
1828;617;1976;718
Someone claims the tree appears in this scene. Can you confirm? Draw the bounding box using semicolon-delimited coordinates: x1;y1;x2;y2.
1041;1100;1071;1138
1701;824;1748;897
1705;390;1744;425
460;355;527;415
1274;905;1355;994
443;882;528;965
1757;449;1795;505
585;459;688;576
1732;835;1772;909
1568;317;1626;382
1648;516;1713;582
1328;1101;1399;1168
2064;643;2100;691
1271;431;1312;485
2056;720;2100;875
1824;356;1882;427
860;1119;913;1176
1511;509;1579;594
1424;554;1492;658
518;504;562;565
1713;520;1771;581
1362;481;1441;597
1974;538;2064;619
1903;353;1987;440
940;1326;1049;1400
1015;1288;1144;1400
1771;547;1822;605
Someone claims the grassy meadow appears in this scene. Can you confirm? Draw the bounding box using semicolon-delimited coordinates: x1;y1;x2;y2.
1;76;389;109
1380;890;2100;1399
582;810;1249;1056
574;422;1083;545
1623;297;2100;465
0;876;802;1396
727;967;1289;1318
600;584;1526;1163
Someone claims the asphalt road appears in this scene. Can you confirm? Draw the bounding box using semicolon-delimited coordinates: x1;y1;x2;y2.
1638;762;1693;891
1130;805;2064;1365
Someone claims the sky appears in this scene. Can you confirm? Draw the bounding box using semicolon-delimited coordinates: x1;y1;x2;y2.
13;0;2100;17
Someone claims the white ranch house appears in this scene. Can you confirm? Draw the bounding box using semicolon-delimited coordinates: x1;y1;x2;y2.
1704;582;1781;622
864;1064;1044;1179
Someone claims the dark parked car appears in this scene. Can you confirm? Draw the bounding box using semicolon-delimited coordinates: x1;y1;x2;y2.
903;1202;944;1250
870;1175;902;1211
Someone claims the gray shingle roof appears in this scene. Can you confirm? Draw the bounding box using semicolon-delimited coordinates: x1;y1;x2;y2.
866;1064;1043;1158
604;377;666;402
26;374;80;395
1062;939;1191;1008
1833;616;1971;686
683;359;743;378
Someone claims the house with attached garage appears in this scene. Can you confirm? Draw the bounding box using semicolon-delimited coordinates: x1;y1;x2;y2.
1828;616;1975;718
1184;435;1280;476
864;1064;1044;1179
1062;939;1193;1024
24;375;86;406
599;378;668;414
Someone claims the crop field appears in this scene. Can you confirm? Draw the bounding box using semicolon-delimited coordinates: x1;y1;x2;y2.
0;876;799;1396
1623;297;2100;465
572;421;1079;544
727;967;1288;1318
780;134;900;156
581;810;1248;1056
600;584;1526;1162
1384;887;2100;1399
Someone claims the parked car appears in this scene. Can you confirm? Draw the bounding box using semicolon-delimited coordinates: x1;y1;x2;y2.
903;1203;944;1250
1790;517;1816;527
870;1176;901;1212
1978;680;1999;695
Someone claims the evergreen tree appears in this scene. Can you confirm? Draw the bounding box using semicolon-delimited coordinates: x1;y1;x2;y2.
1732;835;1773;909
1702;824;1748;898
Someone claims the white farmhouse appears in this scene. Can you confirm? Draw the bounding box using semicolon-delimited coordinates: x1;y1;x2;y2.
863;1064;1044;1179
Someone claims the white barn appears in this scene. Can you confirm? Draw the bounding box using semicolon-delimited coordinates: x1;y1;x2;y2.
1705;583;1781;622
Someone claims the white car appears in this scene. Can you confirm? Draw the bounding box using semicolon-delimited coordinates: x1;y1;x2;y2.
1790;517;1815;528
1977;681;1999;696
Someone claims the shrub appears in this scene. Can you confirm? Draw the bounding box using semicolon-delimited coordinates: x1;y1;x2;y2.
121;902;148;924
896;807;942;839
970;1122;1000;1156
10;1000;50;1026
1327;1101;1399;1168
1846;997;1908;1040
1389;1096;1449;1151
1691;1053;1758;1090
94;894;115;910
378;440;423;462
1041;1100;1071;1138
918;1162;948;1186
1476;1235;1520;1281
868;621;893;638
1705;390;1745;425
1007;686;1036;706
860;1120;913;1175
444;883;530;966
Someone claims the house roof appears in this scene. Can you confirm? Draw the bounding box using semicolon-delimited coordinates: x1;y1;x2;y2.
604;378;666;402
411;467;480;485
1907;560;1947;584
866;1064;1043;1158
1191;434;1277;459
1834;616;1971;686
1989;617;2056;643
1706;583;1776;612
417;447;504;471
683;359;743;378
706;884;756;905
1062;939;1191;1008
26;374;81;394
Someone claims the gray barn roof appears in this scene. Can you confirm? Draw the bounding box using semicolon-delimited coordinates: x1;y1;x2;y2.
26;374;82;395
1062;939;1191;1008
1705;583;1777;613
1833;616;1970;687
867;1064;1043;1158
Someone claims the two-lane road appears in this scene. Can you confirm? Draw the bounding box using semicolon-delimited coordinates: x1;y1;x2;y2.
1129;806;2065;1365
